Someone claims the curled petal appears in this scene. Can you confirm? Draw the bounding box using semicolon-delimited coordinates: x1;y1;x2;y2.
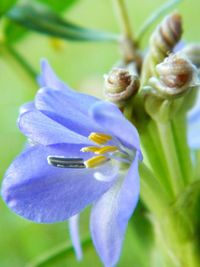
37;60;99;112
37;59;70;91
90;153;140;267
19;102;35;116
2;145;116;223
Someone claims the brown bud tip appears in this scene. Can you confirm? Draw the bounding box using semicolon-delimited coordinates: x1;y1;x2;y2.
156;53;194;88
151;12;182;57
104;67;140;107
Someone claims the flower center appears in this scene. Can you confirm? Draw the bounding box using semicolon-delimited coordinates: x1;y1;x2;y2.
47;132;133;169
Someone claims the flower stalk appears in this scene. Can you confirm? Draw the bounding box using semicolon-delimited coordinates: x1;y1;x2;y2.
112;0;141;65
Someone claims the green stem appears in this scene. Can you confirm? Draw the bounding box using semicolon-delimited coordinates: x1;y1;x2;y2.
140;120;174;198
139;163;169;217
171;114;193;185
194;150;200;180
112;0;133;39
156;121;184;196
26;237;91;267
0;44;37;89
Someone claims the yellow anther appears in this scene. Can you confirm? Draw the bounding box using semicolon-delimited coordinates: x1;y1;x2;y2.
95;145;118;155
84;155;108;168
80;146;101;153
88;132;112;145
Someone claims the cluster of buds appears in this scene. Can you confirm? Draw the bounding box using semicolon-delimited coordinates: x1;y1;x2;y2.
103;11;200;121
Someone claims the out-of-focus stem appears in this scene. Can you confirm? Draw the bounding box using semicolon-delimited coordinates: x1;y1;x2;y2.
112;0;141;64
0;44;37;90
112;0;133;39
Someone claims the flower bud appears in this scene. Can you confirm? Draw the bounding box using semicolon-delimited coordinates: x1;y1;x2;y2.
148;53;198;99
141;13;183;84
104;65;140;107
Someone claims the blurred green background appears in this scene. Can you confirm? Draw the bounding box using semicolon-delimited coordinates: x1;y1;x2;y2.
0;0;200;266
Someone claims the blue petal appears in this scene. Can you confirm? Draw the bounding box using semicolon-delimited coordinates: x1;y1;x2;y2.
90;101;141;152
90;153;140;267
19;102;35;116
187;92;200;148
35;87;102;136
37;60;99;111
1;145;116;223
69;214;82;260
18;109;93;146
37;59;70;91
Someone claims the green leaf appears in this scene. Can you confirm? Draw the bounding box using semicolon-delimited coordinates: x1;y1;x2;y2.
3;0;79;44
7;3;119;42
36;0;78;13
4;19;27;43
26;238;92;267
0;0;17;17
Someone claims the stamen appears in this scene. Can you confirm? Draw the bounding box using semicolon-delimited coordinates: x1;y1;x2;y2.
84;155;108;168
94;145;119;154
88;132;112;145
80;146;101;153
47;156;85;168
81;145;118;155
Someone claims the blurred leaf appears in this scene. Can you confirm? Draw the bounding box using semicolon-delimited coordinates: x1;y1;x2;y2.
0;0;17;17
36;0;78;13
3;0;78;44
26;238;92;267
4;19;27;43
7;3;119;42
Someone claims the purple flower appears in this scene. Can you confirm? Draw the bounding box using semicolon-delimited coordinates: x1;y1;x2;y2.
1;60;142;267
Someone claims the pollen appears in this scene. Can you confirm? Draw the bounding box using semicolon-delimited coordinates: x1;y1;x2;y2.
88;132;112;145
84;155;108;168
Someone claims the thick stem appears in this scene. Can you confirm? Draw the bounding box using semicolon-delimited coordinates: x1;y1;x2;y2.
194;150;200;180
171;114;193;185
156;121;185;196
139;163;169;217
140;120;175;198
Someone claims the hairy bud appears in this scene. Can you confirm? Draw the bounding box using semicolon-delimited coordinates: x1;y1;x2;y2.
104;64;140;107
148;53;198;99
